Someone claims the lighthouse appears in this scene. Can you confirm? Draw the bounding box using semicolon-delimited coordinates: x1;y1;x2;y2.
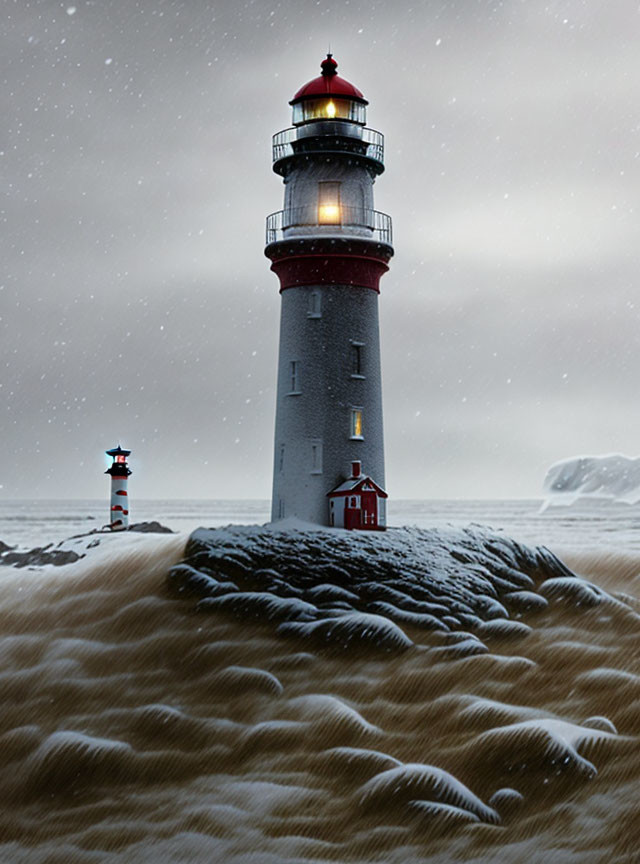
105;445;131;530
266;55;393;528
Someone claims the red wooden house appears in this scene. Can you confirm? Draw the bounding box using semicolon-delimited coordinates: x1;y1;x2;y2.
327;461;388;531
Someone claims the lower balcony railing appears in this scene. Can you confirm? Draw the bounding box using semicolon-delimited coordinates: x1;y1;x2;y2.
265;206;393;246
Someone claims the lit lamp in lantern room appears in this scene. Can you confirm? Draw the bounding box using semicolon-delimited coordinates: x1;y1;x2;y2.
105;445;131;530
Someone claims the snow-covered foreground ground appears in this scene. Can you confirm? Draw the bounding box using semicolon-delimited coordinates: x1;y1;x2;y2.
0;522;638;862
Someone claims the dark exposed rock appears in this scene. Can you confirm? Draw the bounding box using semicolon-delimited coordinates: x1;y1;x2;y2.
539;577;604;608
169;524;602;656
1;547;84;568
127;521;174;534
278;613;413;653
504;590;549;614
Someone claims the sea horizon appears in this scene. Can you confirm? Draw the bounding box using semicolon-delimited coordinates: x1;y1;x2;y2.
2;496;639;554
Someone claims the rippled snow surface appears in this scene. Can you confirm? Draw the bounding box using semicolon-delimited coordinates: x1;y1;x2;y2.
1;523;639;863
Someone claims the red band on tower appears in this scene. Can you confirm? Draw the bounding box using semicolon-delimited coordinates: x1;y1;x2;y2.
269;252;389;293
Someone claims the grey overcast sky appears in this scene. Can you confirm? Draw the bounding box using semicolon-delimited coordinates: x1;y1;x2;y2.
2;0;639;500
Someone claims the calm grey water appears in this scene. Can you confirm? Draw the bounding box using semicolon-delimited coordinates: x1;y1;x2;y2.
1;498;639;554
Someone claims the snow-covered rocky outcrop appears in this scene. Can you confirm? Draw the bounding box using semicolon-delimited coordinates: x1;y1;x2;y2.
542;454;640;508
168;523;600;655
0;521;174;568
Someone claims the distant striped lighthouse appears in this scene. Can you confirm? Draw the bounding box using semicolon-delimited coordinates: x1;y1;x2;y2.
266;55;393;529
105;446;131;530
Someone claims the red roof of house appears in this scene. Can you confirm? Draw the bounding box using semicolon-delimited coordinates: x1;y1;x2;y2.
290;54;368;105
327;475;387;498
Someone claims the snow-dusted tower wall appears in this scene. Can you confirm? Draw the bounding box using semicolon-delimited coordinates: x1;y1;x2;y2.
105;445;131;530
266;55;393;525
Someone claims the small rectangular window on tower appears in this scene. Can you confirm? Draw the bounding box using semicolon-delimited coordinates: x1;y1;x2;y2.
310;438;323;474
350;408;364;440
288;360;301;394
278;444;285;473
350;342;365;377
308;290;322;318
318;181;341;224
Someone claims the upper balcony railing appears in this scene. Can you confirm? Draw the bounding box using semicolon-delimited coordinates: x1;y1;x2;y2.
265;206;393;247
272;126;384;167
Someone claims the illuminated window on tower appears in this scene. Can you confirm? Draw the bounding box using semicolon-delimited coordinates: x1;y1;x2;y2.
318;181;341;224
350;408;363;439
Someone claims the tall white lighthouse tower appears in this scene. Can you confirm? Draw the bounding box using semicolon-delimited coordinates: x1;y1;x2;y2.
266;55;393;528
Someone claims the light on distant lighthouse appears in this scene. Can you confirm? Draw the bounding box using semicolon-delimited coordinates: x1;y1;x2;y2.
265;54;393;530
105;445;131;531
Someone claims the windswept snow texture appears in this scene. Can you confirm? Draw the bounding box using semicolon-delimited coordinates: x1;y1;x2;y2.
543;454;640;507
1;525;639;862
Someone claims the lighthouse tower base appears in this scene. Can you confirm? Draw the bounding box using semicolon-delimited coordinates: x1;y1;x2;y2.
109;476;129;530
271;282;384;525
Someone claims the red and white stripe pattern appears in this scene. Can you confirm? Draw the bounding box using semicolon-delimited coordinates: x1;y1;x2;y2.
110;476;129;530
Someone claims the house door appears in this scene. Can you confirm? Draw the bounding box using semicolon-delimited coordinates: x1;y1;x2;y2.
361;491;378;528
345;505;361;530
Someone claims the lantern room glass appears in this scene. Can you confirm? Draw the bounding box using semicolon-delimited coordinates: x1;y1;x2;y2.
292;98;366;126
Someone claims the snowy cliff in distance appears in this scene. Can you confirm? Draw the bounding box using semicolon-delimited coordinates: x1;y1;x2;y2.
543;454;640;508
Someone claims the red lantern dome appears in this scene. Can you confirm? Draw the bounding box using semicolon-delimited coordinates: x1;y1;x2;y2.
290;54;368;105
290;55;368;126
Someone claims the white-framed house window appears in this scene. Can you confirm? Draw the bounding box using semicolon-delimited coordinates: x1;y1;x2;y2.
287;360;301;395
350;408;364;440
310;438;323;474
308;289;322;318
378;498;386;525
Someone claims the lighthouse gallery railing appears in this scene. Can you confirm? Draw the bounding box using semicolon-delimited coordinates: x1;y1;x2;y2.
272;126;384;165
265;206;393;246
